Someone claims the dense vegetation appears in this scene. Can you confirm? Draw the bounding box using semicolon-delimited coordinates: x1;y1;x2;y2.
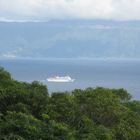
0;67;140;140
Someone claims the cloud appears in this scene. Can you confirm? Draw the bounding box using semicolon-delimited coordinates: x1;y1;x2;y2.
112;0;140;20
0;17;44;22
0;0;140;21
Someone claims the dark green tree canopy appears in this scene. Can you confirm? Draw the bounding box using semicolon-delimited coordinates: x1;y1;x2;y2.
0;67;140;140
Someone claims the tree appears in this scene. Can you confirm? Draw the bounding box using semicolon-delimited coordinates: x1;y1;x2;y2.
73;87;122;127
0;66;140;140
0;112;44;140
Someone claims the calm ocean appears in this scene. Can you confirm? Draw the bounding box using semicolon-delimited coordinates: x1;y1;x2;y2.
0;58;140;99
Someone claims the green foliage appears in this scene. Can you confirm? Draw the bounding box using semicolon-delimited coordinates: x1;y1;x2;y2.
45;120;74;140
112;88;132;102
0;133;25;140
0;67;11;81
114;111;140;140
0;112;44;140
0;67;140;139
0;67;13;88
46;92;76;125
72;87;121;127
124;101;140;115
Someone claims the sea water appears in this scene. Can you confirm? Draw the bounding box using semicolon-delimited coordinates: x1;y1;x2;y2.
0;58;140;99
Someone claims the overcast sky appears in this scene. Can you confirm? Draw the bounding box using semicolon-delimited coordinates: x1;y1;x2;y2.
0;0;140;21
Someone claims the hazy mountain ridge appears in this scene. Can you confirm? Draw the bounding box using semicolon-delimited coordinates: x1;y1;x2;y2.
0;20;140;59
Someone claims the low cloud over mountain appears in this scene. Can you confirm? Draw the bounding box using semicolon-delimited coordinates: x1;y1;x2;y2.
0;20;140;59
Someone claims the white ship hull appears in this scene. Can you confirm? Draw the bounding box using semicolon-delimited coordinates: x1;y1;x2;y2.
47;76;75;83
47;79;75;82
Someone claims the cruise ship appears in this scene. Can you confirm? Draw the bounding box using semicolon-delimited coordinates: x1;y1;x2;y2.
47;75;75;82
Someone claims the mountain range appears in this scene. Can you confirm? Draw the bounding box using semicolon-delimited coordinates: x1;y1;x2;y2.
0;20;140;59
